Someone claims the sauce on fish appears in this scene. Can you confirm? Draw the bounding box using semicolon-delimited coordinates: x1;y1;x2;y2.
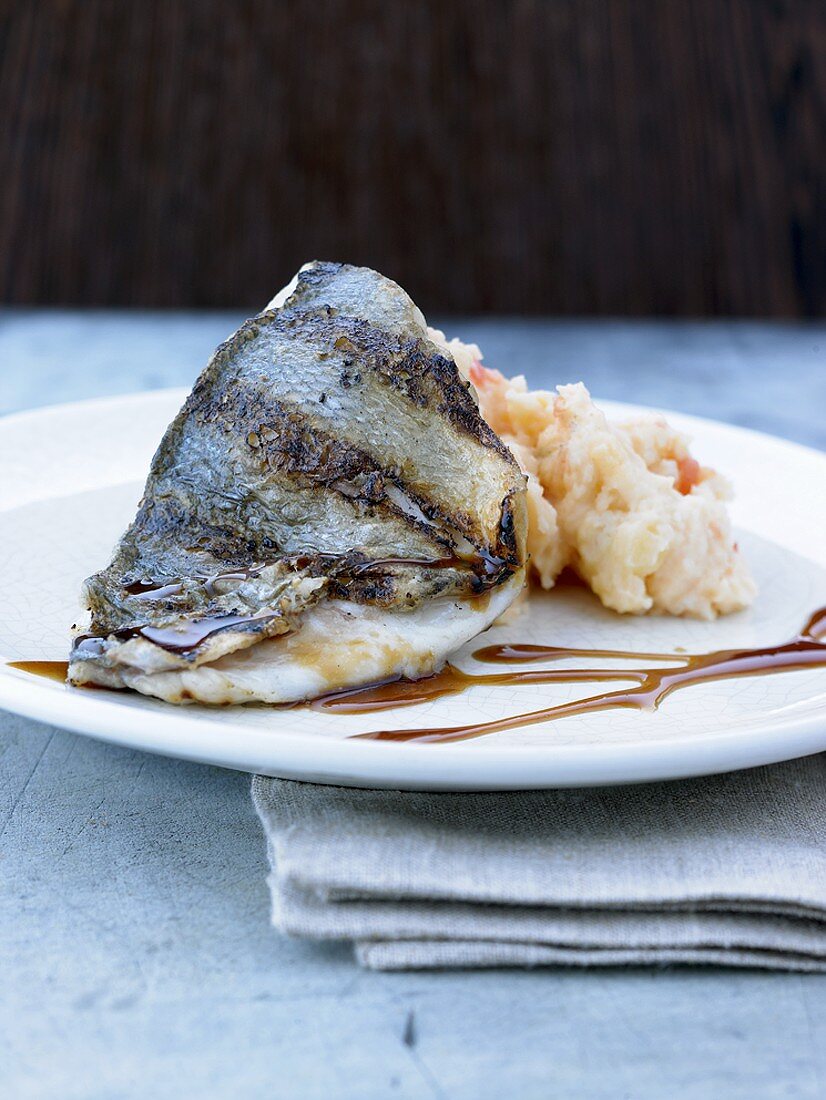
72;611;277;658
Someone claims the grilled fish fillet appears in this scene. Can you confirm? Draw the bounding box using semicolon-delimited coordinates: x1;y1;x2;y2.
69;262;528;704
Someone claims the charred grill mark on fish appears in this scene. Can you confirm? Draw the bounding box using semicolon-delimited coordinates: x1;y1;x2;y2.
183;308;520;520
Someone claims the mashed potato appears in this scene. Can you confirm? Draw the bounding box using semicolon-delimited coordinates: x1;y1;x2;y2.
429;328;756;620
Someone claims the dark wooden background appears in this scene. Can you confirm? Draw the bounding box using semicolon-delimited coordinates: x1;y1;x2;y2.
2;1;825;315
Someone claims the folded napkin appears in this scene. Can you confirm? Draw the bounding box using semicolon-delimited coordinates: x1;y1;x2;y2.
252;753;826;971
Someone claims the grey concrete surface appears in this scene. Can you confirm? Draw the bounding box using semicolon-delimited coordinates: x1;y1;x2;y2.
2;312;826;1099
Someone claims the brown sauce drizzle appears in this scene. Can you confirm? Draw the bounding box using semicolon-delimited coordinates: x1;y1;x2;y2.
312;663;640;715
472;642;681;664
137;613;275;653
72;611;275;659
312;605;826;743
10;608;826;743
8;660;70;683
7;660;119;691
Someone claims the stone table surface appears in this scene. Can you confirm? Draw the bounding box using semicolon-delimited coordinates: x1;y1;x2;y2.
2;311;826;1100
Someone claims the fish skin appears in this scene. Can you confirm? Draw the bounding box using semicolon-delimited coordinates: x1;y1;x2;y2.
71;262;527;696
273;261;429;336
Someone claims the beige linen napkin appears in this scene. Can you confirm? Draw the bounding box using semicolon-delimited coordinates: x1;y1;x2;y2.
252;754;826;971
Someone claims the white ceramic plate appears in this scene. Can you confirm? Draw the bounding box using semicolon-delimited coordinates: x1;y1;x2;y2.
1;389;824;789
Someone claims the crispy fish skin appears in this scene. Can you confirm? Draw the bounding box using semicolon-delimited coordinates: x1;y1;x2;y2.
271;261;429;335
70;263;527;699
